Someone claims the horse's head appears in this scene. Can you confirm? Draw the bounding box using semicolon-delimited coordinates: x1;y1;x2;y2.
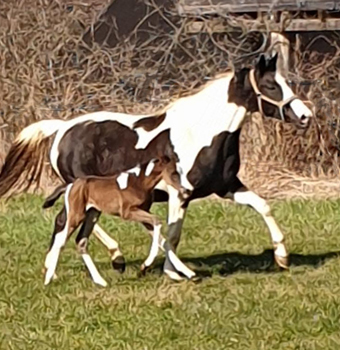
249;53;312;128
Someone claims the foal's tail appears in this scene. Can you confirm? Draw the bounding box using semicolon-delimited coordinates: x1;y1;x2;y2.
0;119;65;198
43;184;67;209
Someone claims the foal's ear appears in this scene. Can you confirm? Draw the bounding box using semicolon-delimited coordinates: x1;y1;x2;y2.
257;54;267;76
267;52;278;72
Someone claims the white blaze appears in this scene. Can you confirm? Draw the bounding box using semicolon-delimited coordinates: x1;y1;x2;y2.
275;71;313;120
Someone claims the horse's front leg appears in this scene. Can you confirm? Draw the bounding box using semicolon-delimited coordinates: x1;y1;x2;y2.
163;186;196;280
228;179;289;268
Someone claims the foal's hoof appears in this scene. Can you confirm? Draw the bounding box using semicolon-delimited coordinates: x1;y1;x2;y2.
275;254;290;270
111;255;126;273
189;275;202;284
137;264;148;278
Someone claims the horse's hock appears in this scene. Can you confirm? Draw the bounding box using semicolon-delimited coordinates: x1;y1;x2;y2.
0;0;339;198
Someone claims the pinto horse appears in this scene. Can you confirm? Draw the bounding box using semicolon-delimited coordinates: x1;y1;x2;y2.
0;53;313;281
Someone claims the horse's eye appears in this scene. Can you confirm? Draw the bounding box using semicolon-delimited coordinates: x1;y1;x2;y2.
266;85;276;91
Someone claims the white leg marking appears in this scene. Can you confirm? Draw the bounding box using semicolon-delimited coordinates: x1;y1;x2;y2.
233;191;287;258
44;251;58;281
44;226;69;285
144;224;161;267
167;185;186;225
143;224;166;253
93;224;120;251
44;185;72;286
82;254;107;287
164;186;196;279
167;250;195;279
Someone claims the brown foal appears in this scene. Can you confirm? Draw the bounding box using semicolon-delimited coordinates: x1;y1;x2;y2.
44;156;193;287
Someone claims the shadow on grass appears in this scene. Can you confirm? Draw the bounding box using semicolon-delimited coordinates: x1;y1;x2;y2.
112;249;340;278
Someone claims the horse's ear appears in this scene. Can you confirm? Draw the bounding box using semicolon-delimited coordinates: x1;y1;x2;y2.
267;52;278;72
257;54;267;76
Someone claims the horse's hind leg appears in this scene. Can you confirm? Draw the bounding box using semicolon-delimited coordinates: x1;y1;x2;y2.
92;224;126;273
76;208;107;287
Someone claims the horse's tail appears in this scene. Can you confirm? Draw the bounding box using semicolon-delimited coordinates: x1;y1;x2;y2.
42;184;67;209
0;119;65;198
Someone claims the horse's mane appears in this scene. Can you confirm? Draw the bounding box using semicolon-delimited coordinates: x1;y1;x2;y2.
153;71;235;116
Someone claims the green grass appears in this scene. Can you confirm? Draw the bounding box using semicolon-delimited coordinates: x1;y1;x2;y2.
1;196;340;349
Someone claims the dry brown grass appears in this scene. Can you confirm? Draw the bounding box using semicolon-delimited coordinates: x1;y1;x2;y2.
0;0;339;198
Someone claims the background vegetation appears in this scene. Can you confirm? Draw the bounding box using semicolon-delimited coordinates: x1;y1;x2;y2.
0;0;339;198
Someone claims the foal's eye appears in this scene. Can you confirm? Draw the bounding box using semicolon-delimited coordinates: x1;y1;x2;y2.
266;85;276;91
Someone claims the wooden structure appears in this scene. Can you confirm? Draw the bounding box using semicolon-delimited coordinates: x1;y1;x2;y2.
178;0;340;32
179;0;340;14
84;0;340;48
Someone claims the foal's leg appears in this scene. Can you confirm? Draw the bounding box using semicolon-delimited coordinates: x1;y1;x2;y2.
43;207;66;281
229;179;289;268
75;208;107;287
124;209;162;273
92;224;126;273
126;208;195;279
44;185;76;285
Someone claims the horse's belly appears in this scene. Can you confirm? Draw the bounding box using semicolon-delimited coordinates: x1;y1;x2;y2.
186;129;241;199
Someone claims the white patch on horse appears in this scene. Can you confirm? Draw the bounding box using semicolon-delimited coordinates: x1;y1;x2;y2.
127;165;141;177
17;120;64;144
275;71;312;121
116;173;129;190
133;72;249;191
145;159;156;176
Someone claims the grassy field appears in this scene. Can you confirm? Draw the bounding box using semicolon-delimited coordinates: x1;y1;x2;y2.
0;195;340;349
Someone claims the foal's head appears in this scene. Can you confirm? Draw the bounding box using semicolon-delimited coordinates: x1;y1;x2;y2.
232;53;313;128
143;156;188;199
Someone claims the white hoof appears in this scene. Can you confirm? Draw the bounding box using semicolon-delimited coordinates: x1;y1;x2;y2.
168;251;196;279
164;269;185;281
93;277;108;287
44;272;53;286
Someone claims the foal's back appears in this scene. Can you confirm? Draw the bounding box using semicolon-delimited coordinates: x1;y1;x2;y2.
72;165;163;217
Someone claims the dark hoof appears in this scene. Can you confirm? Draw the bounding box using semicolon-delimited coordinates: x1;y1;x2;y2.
137;264;149;278
111;255;126;273
275;255;290;270
137;270;145;278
